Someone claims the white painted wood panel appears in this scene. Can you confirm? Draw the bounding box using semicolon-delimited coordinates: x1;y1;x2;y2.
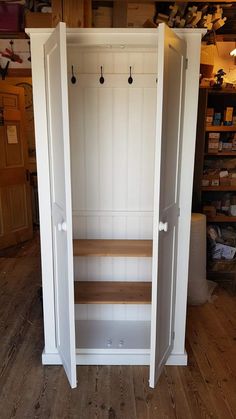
68;48;158;75
74;257;152;282
70;82;156;212
75;320;151;349
75;304;151;321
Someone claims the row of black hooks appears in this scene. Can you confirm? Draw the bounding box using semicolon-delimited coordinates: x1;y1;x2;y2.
70;65;134;85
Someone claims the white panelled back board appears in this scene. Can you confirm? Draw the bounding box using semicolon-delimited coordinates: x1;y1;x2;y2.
69;47;156;321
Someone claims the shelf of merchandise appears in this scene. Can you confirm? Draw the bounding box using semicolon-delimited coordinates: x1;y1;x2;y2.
205;126;236;132
202;186;236;191
205;152;236;156
207;215;236;222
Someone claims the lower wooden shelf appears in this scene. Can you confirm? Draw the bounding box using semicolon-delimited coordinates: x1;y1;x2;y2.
74;281;152;304
73;239;152;257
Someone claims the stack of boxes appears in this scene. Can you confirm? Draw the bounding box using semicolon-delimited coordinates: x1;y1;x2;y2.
224;107;234;126
206;106;236;127
206;106;236;154
208;132;220;153
202;166;236;187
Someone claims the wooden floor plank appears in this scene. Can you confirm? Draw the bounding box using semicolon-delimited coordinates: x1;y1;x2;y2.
74;281;152;304
0;235;236;419
73;239;152;257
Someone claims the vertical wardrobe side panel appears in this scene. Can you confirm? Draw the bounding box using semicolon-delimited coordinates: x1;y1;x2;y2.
30;33;57;354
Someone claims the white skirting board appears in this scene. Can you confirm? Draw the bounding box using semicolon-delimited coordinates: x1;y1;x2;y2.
42;349;187;366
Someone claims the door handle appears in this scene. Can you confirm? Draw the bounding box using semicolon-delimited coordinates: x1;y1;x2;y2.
159;221;168;232
58;221;67;232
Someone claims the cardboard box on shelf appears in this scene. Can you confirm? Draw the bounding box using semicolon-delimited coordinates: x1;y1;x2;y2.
0;3;24;32
222;141;233;151
220;177;231;186
202;178;210;187
224;107;233;125
213;112;221;126
206;116;213;125
93;6;113;28
203;205;217;218
207;108;214;116
208;137;219;153
127;3;155;27
25;12;52;28
202;175;219;186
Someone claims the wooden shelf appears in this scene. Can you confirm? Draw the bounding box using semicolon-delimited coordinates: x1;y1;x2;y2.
73;239;152;257
202;186;236;191
207;215;236;222
0;31;28;39
205;126;236;132
74;281;152;304
205;152;236;156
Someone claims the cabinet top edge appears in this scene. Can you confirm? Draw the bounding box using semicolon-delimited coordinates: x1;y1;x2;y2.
25;27;206;37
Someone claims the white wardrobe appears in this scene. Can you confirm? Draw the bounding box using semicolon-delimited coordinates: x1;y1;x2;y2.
27;23;203;389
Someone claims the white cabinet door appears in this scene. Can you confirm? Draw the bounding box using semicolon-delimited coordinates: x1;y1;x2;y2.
150;24;186;388
44;23;77;388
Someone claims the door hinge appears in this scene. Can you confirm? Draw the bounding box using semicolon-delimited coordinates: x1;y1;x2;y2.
185;58;188;70
172;331;175;341
178;207;180;217
156;77;158;84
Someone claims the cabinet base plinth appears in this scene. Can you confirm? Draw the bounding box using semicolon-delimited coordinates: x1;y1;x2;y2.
42;349;188;366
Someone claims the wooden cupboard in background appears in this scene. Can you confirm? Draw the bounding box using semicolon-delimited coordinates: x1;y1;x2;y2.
0;83;33;249
193;88;236;283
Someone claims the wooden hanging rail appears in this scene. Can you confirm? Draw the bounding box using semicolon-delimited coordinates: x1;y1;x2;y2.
73;239;152;257
74;281;152;304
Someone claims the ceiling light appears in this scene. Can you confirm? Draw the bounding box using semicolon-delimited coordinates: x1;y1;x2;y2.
230;48;236;56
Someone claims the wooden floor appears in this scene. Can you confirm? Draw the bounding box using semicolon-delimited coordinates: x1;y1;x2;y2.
0;234;236;419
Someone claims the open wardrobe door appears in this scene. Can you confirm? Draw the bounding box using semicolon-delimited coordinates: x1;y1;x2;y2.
44;22;77;388
149;23;186;388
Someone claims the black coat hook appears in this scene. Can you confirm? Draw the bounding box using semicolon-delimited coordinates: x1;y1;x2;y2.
71;65;76;84
100;66;104;84
128;66;133;84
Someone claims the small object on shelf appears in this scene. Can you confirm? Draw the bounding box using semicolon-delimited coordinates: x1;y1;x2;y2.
208;132;220;153
224;107;233;126
230;176;236;186
213;112;222;126
230;205;236;216
222;140;232;151
203;205;216;218
232;135;236;151
213;69;226;90
220;177;231;186
206;116;213;125
202;177;210;187
213;242;236;260
207;224;236;260
212;178;220;186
